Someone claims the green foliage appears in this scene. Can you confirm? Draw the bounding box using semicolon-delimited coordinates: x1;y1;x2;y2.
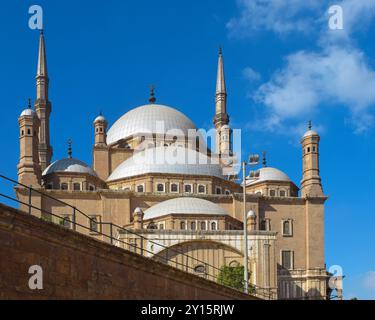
217;265;247;291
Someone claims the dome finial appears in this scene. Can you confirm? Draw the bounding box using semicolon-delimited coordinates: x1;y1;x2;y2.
149;85;156;104
28;98;32;109
219;46;223;55
67;139;73;158
308;120;312;131
262;151;267;168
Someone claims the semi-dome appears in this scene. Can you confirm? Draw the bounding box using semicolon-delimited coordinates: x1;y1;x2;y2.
107;104;198;145
107;146;224;182
42;158;98;177
143;197;229;220
246;167;291;186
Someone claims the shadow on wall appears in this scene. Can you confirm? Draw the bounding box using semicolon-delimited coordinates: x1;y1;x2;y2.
277;264;324;300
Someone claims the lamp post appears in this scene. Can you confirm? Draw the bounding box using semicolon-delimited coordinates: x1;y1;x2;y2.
242;154;259;294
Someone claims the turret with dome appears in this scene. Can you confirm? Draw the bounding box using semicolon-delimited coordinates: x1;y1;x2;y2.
15;31;329;300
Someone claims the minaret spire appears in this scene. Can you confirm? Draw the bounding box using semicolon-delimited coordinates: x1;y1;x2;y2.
215;47;227;114
213;48;231;158
37;30;48;82
35;29;53;172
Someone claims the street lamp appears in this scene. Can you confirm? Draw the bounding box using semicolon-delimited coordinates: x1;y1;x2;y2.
242;154;260;294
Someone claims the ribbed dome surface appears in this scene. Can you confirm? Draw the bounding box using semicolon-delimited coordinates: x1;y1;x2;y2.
107;104;198;145
144;197;228;220
42;158;98;177
246;167;291;186
107;146;224;181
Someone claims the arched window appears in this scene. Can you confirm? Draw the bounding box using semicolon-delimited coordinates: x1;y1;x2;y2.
180;221;186;230
194;265;206;274
171;183;179;193
45;183;53;190
270;190;276;197
198;185;206;194
61;183;68;190
184;184;192;194
191;221;196;231
73;183;81;191
200;221;206;230
147;223;157;230
157;183;165;192
229;260;240;267
283;220;292;236
137;185;144;193
211;221;217;231
88;185;95;191
280;190;286;197
215;187;222;195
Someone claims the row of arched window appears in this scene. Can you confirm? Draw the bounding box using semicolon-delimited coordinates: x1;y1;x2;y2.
260;219;293;237
45;182;96;191
180;221;218;231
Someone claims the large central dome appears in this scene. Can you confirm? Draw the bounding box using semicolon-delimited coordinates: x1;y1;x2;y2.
107;104;198;145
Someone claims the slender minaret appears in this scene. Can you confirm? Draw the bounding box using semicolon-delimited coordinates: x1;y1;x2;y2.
93;113;109;181
17;99;41;187
94;113;108;146
213;48;231;157
34;30;53;172
301;121;324;197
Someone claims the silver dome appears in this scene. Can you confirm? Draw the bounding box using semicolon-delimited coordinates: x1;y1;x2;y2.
107;146;224;182
42;158;98;177
20;109;36;117
246;167;291;186
303;129;319;138
107;104;198;145
144;197;228;220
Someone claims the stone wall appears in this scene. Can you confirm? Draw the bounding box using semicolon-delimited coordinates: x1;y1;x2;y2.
0;203;254;300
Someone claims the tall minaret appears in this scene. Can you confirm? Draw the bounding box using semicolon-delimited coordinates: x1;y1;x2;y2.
301;122;324;197
34;30;53;172
213;48;231;157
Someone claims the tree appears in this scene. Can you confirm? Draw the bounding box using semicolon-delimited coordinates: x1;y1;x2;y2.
217;265;250;291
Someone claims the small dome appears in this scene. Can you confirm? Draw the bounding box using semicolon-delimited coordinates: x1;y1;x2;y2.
94;115;106;123
42;158;98;177
303;130;318;138
20;109;36;117
143;197;228;220
246;167;291;186
134;207;144;215
107;104;198;145
107;146;224;182
247;210;256;218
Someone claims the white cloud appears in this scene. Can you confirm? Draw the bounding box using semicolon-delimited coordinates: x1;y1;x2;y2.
363;271;375;289
228;0;375;38
254;46;375;133
229;1;375;133
243;67;261;81
227;0;325;37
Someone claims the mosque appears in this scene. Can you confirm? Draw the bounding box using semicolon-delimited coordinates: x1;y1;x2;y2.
16;31;330;300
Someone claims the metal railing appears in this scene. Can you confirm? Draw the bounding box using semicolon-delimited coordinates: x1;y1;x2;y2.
0;174;277;300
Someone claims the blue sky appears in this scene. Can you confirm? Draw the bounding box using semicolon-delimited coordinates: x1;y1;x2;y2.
0;0;374;299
